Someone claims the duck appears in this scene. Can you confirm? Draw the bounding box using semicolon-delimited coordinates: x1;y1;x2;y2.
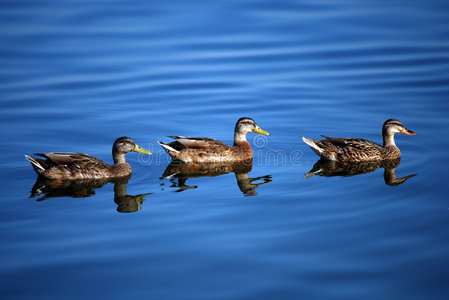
25;137;152;179
158;117;270;163
302;119;416;162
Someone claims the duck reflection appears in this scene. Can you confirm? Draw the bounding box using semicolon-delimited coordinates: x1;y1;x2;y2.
30;176;151;212
161;159;271;196
304;159;416;186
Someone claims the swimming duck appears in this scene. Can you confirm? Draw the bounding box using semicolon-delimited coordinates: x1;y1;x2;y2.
158;117;270;163
25;137;152;179
302;119;416;162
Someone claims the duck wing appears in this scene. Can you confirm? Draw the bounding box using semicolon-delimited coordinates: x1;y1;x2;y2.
36;152;109;168
321;136;380;150
167;136;230;149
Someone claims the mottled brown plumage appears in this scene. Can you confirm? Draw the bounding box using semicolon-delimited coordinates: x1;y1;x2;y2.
302;119;416;162
158;117;270;163
25;137;151;179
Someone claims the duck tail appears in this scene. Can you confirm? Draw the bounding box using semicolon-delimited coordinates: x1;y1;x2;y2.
302;137;323;154
25;155;46;172
158;141;179;153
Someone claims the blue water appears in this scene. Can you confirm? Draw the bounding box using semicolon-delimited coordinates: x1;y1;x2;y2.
1;1;449;299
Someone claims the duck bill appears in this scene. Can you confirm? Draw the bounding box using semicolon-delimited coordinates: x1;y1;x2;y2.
400;128;416;135
134;144;152;155
254;125;270;136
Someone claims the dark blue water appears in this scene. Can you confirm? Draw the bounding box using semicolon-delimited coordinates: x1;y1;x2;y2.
1;1;449;299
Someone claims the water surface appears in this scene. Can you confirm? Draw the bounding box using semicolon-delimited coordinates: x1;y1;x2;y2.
1;1;449;299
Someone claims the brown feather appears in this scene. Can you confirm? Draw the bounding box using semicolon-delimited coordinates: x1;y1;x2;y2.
163;137;253;163
312;137;388;161
303;119;415;162
26;137;149;180
159;118;270;163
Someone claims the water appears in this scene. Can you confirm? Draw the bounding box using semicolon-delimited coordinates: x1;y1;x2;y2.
1;1;449;299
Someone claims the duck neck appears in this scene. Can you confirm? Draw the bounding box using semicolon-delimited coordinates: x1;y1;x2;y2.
113;152;127;165
382;131;396;147
234;132;248;146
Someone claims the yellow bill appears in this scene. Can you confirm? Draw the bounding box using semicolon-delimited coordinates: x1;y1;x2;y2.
253;124;270;136
133;144;152;155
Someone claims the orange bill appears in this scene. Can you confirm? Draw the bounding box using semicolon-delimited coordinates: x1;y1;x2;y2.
400;128;416;135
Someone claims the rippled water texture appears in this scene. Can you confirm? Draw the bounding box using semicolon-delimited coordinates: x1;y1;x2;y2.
1;1;449;299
